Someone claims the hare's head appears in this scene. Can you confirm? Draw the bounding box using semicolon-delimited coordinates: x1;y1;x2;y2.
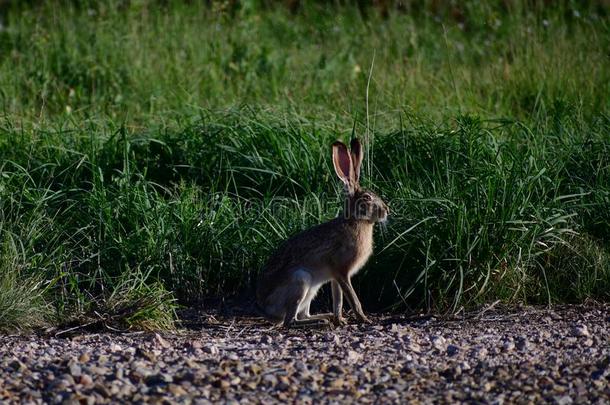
332;139;389;223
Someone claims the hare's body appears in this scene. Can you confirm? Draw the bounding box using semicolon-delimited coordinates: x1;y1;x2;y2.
257;218;373;323
256;139;388;327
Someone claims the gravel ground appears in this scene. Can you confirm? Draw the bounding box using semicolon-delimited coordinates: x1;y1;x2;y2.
0;305;608;404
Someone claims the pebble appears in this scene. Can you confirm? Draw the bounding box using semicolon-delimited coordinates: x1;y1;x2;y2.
8;359;26;372
169;383;187;396
145;373;173;386
80;374;93;386
516;337;529;351
69;364;82;377
203;345;219;355
431;335;447;351
572;324;590;337
154;333;171;349
502;340;515;352
446;344;459;356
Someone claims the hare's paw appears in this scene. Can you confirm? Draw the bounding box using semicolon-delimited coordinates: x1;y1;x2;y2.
357;314;372;324
331;316;348;327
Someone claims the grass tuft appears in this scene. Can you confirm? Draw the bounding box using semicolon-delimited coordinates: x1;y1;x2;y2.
0;238;52;333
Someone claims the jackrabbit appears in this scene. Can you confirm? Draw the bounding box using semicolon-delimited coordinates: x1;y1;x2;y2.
256;138;388;327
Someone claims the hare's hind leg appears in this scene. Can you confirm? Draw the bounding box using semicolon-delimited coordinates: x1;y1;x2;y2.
281;269;310;327
282;270;330;328
296;284;323;320
295;282;344;326
296;305;334;326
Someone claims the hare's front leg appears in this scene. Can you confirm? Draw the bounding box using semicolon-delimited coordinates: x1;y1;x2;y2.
336;276;371;324
331;280;347;325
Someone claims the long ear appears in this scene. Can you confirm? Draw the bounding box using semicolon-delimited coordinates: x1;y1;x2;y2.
350;138;363;184
332;141;355;195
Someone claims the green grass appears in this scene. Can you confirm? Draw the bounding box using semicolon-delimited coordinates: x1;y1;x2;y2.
0;238;52;333
0;1;608;331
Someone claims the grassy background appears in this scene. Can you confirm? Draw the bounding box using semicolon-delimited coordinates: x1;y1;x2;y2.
0;0;609;331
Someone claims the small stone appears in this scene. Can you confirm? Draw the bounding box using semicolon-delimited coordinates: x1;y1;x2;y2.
69;364;82;377
298;395;313;403
400;364;416;375
327;365;345;375
81;395;96;405
329;378;344;389
90;366;110;376
407;342;422;353
185;358;199;369
386;389;399;399
145;373;173;386
431;336;446;351
259;335;273;345
49;378;71;391
78;353;90;363
347;350;362;363
154;333;171;349
474;347;488;359
80;374;93;386
572;324;590;337
262;374;277;385
109;343;122;352
217;379;231;390
276;381;290;391
131;366;153;382
538;376;554;388
168;383;187;396
555;395;573;405
8;359;26;372
248;364;262;374
93;383;111;397
61;374;76;385
203;345;219;355
136;348;157;362
516;338;529;351
446;344;459;356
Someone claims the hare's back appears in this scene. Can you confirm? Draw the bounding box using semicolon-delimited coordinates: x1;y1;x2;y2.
256;219;345;297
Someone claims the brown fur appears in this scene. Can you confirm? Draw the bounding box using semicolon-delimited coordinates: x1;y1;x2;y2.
257;217;373;303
